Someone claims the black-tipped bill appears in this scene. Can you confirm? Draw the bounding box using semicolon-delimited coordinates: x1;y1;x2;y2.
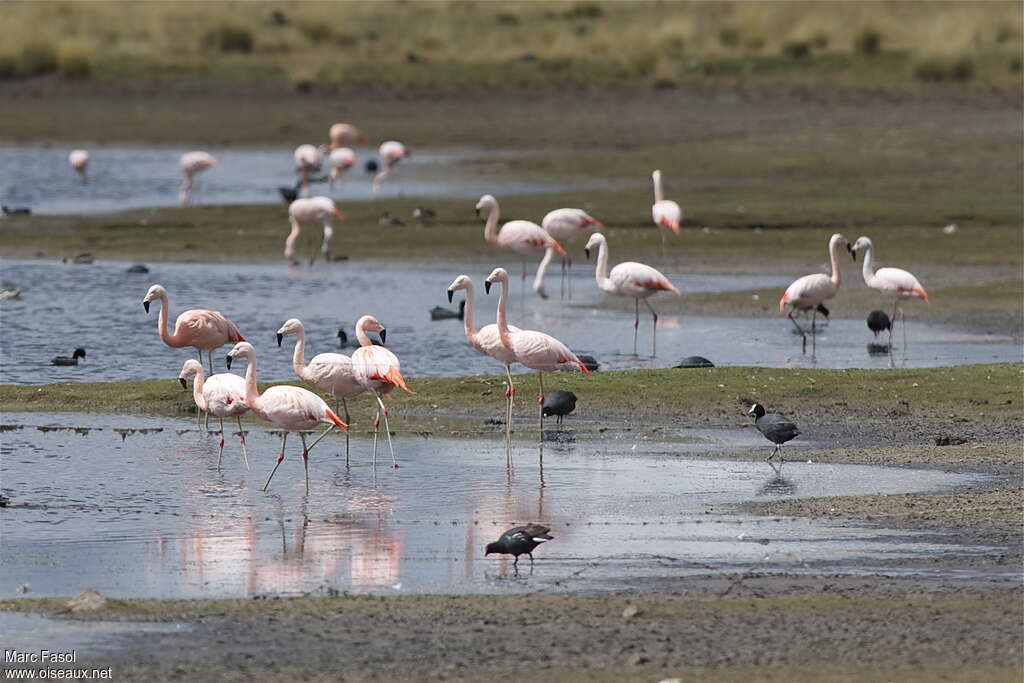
447;290;454;303
225;355;233;370
276;332;284;347
143;300;150;313
178;377;188;391
484;281;492;295
379;329;387;345
848;245;856;261
475;208;481;219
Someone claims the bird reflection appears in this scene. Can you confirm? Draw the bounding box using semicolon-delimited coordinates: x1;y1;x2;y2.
757;461;797;497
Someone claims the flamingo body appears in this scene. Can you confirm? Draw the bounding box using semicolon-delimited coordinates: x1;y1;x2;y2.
541;208;601;243
69;150;89;183
179;151;216;205
651;170;681;247
328;123;367;149
328;148;356;188
143;284;245;371
373;141;406;192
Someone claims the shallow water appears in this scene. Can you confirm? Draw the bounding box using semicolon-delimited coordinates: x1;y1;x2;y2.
0;259;1017;385
0;146;586;215
0;413;1002;599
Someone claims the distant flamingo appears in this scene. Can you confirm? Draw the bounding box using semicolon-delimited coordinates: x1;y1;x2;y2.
584;232;681;356
285;196;345;264
69;150;89;184
477;194;567;293
373;141;407;193
277;318;365;461
226;342;348;494
651;169;681;253
179;151;216;205
850;236;929;350
328;123;367;149
178;359;250;471
779;233;851;352
294;144;323;198
447;274;523;448
485;268;591;439
328;148;356;191
142;284;245;375
350;315;411;467
534;208;603;299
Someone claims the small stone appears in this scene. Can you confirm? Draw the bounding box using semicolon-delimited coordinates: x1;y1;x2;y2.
67;588;106;612
621;604;642;619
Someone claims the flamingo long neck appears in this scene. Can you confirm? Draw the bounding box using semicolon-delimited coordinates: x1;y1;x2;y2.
592;239;614;292
533;247;555;294
495;278;513;348
355;321;374;347
483;201;500;246
191;368;206;409
241;351;262;409
461;282;479;343
155;292;182;347
291;327;309;378
653;173;664;203
828;238;844;287
859;242;876;284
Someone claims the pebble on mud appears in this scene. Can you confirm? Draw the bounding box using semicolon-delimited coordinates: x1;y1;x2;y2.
621;604;642;620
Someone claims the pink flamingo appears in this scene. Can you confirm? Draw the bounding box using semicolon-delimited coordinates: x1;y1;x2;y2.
179;151;216;205
142;284;245;375
779;233;851;352
276;318;365;461
328;147;356;191
651;169;681;253
69;150;89;184
447;274;523;448
328;123;367;149
584;232;681;357
226;342;348;494
285;196;345;264
477;194;567;293
294;144;323;198
373;141;407;193
178;359;250;471
485;267;591;439
351;315;411;468
850;236;929;350
534;208;603;299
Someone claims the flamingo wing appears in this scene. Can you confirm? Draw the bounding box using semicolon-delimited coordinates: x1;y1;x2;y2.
652;200;681;233
780;273;833;311
510;330;591;375
175;309;245;350
259;385;332;430
353;346;410;393
306;352;364;398
499;221;566;257
203;373;249;417
873;267;929;301
610;262;680;296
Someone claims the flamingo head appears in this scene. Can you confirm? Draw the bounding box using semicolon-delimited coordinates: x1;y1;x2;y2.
652;169;662;183
356;315;387;344
178;359;203;389
484;267;509;294
447;275;472;302
849;236;871;262
583;232;605;259
276;318;304;346
475;194;497;218
226;341;255;370
142;284;167;313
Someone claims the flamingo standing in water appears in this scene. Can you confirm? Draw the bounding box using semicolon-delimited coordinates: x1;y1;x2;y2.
534;208;603;299
178;359;250;471
179;151;216;205
276;318;365;461
226;342;348;493
328;148;356;191
142;284;245;375
850;236;929;350
651;169;681;253
294;144;323;198
351;315;411;468
328;123;367;149
485;268;591;440
447;275;523;449
584;232;681;356
477;194;567;294
779;233;852;352
69;150;89;184
373;141;407;194
285;196;345;264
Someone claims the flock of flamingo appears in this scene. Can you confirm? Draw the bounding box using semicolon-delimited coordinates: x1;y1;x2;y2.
92;118;927;493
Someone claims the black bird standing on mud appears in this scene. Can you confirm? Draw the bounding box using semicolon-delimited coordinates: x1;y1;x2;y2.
485;524;554;568
748;403;800;462
542;391;577;425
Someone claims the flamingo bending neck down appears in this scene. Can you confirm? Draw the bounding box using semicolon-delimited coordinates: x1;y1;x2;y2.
373;141;407;194
584;232;681;356
477;194;566;295
535;208;603;299
285;196;345;265
178;359;250;471
328;122;367;150
277;318;365;462
328;148;356;191
179;151;216;205
294;144;324;198
447;275;523;452
226;342;348;494
69;150;89;184
350;315;411;468
485;267;590;442
850;236;929;350
651;169;681;253
779;233;851;353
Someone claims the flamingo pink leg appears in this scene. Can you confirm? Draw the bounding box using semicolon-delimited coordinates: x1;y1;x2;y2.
371;391;398;468
262;432;289;492
642;298;660;356
217;417;226;470
787;311;808;352
236;416;249;470
633;299;641;355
